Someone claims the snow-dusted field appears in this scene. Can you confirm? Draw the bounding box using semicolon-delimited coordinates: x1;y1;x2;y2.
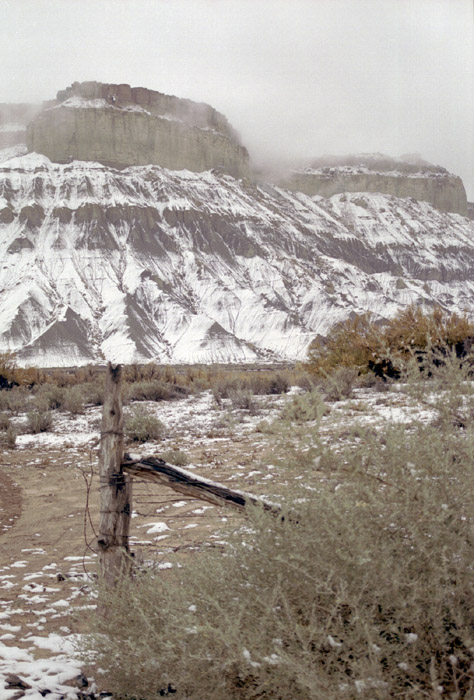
0;385;436;698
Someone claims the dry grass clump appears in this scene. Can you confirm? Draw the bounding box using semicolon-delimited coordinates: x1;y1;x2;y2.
0;424;17;448
61;385;87;415
125;379;187;403
34;384;65;410
279;389;328;423
81;379;105;406
5;386;30;414
228;389;258;413
319;366;358;401
307;305;474;379
87;359;474;700
124;406;165;443
157;449;190;467
212;371;290;404
0;412;11;431
0;413;16;447
26;410;53;434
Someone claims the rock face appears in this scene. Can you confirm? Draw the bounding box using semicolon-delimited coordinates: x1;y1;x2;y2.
284;154;468;216
26;82;249;177
0;150;474;367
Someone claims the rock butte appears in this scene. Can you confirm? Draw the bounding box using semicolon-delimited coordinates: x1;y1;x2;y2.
26;81;249;178
0;81;469;216
283;154;468;216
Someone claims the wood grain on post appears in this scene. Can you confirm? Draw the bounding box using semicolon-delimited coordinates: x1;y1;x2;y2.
98;363;132;588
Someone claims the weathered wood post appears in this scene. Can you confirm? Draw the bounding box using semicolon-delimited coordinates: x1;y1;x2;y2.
98;363;132;589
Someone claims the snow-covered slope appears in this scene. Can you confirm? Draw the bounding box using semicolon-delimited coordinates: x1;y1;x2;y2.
1;151;473;367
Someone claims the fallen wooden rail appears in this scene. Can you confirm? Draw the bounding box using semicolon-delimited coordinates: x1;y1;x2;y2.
122;454;281;515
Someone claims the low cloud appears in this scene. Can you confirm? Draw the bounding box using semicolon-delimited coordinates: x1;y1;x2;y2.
1;0;473;197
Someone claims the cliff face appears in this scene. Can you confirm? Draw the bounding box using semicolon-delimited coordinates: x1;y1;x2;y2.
26;82;249;178
284;155;468;216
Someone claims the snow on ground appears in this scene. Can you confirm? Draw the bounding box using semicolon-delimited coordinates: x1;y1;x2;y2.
0;383;440;697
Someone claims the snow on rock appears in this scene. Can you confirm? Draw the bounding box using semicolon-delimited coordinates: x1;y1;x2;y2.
0;154;473;366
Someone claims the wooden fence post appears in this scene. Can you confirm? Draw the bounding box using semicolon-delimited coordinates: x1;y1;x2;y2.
98;363;132;589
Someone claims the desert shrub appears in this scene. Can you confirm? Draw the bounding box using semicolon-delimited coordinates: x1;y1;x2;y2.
320;366;358;401
355;371;388;390
124;363;164;383
12;366;43;387
48;370;76;387
307;306;474;379
124;406;165;443
34;384;65;410
125;380;183;403
292;369;318;392
0;413;11;431
26;410;53;433
81;379;105;406
229;389;259;414
74;365;100;384
158;449;190;467
0;424;16;448
61;385;87;415
6;386;30;414
212;377;241;405
0;392;10;412
247;372;290;395
307;313;384;376
85;363;474;700
213;371;291;406
385;304;474;354
279;389;328;423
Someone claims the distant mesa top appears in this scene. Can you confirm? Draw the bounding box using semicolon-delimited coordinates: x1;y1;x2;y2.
282;152;468;216
25;81;249;177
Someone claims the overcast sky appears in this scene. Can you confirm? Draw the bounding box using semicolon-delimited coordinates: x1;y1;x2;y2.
1;0;473;197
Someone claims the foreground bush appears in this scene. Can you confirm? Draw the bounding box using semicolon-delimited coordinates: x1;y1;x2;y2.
86;359;474;700
124;406;165;443
307;305;474;378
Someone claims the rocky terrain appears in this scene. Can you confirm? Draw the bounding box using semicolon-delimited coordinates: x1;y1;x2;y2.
26;82;249;177
284;153;468;215
0;147;473;367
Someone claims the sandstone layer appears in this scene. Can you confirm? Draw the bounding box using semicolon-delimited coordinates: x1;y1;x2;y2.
284;154;468;216
26;82;249;177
